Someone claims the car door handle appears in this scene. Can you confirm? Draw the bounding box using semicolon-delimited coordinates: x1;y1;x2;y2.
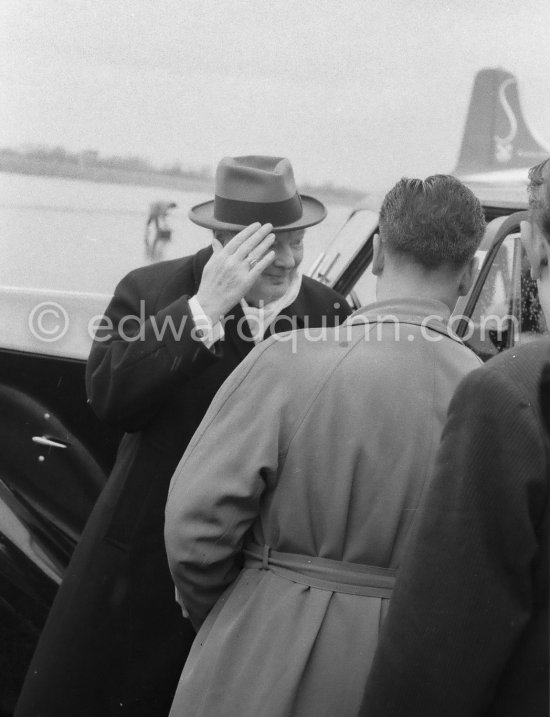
32;435;69;449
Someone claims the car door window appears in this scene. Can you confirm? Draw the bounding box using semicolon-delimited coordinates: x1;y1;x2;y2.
464;235;520;360
519;247;548;340
463;233;548;360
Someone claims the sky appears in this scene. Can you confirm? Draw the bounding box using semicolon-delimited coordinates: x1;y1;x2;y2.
1;0;549;189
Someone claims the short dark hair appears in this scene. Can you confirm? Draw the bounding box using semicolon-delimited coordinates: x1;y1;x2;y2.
379;175;486;269
527;158;550;239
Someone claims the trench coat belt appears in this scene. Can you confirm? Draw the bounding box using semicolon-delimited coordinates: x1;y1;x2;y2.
243;543;396;599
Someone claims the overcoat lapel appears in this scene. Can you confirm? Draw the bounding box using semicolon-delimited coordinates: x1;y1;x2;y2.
264;292;306;338
224;302;256;362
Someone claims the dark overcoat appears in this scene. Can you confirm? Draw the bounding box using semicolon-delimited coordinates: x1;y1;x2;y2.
16;246;350;717
361;339;550;716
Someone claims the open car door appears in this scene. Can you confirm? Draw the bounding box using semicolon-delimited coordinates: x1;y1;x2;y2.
306;202;380;309
455;211;548;358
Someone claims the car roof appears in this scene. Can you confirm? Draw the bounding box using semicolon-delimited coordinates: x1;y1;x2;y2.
465;181;528;211
349;179;528;219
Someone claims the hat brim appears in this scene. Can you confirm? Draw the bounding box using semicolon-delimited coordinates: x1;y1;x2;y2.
188;194;327;233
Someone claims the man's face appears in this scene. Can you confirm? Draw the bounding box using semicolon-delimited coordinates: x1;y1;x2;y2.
245;229;305;306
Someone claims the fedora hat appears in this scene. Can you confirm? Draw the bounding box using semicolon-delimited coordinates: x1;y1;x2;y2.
189;155;327;232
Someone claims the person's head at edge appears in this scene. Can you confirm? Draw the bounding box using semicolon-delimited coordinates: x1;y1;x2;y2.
521;157;550;318
373;175;486;311
189;155;327;307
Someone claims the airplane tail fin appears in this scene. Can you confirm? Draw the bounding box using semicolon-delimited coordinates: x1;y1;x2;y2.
455;68;548;176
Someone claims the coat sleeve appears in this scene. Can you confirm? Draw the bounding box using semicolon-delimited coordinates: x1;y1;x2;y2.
360;363;548;716
164;340;288;631
85;270;220;431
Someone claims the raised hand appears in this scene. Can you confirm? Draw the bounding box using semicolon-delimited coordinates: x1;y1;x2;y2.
195;223;276;320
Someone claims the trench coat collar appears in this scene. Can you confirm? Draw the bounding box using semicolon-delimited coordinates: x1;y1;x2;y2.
349;297;462;344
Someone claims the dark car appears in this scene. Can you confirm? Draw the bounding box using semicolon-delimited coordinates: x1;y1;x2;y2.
0;189;545;714
0;288;123;713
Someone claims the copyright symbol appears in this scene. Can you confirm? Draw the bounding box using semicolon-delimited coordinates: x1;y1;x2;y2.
28;302;69;342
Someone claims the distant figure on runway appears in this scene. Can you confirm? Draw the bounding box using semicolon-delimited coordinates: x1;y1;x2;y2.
145;201;177;260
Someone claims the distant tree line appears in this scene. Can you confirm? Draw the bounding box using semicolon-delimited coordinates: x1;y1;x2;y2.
0;144;364;205
0;144;213;180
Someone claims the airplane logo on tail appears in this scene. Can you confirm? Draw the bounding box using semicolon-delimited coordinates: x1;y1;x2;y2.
494;78;517;163
455;68;548;181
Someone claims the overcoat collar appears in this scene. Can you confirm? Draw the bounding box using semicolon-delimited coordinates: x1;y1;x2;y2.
191;246;214;292
279;288;308;329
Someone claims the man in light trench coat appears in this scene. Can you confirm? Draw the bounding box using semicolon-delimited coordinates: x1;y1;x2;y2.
164;174;486;717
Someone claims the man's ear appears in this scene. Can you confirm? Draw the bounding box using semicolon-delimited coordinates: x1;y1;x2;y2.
520;220;548;280
457;255;478;297
372;233;385;276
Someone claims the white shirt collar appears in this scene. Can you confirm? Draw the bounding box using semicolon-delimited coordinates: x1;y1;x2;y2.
241;271;303;342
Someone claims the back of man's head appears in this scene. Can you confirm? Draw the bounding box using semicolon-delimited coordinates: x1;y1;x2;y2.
379;175;486;270
528;158;550;240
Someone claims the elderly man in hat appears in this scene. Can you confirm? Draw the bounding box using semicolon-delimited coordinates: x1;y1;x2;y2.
16;156;350;717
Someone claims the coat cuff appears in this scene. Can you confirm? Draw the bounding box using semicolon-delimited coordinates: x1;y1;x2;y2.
188;295;225;350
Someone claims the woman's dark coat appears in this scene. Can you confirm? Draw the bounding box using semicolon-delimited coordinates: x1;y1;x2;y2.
361;339;550;716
